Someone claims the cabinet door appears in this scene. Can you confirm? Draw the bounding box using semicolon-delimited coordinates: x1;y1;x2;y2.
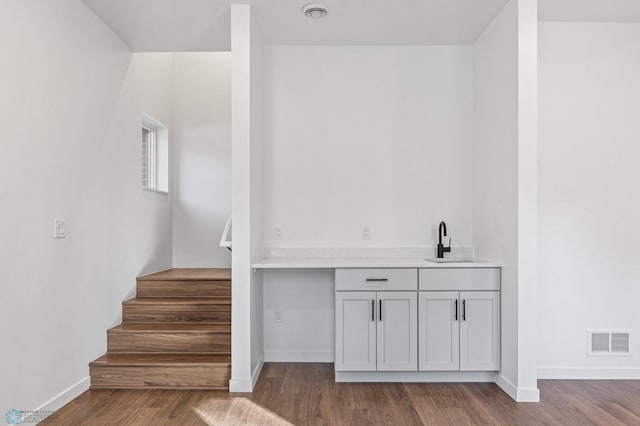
459;291;500;371
335;292;377;371
376;292;417;371
418;291;460;371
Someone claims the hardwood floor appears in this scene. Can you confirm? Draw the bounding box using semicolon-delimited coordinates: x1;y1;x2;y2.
44;363;640;425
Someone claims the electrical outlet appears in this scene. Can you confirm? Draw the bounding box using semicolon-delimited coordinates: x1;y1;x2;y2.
54;219;66;239
273;311;283;323
362;225;371;240
274;226;282;240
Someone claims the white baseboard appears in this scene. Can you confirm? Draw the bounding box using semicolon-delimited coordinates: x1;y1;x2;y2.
229;358;266;393
494;374;540;402
336;371;495;383
516;387;540;402
252;357;265;388
538;367;640;380
229;378;253;393
494;374;517;400
264;351;334;363
33;376;90;420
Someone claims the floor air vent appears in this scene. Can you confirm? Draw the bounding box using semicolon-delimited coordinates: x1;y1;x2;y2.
588;329;631;356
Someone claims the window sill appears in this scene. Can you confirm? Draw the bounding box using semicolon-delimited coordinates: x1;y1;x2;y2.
143;187;169;195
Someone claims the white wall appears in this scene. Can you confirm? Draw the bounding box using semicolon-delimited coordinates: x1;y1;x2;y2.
249;11;265;381
473;0;519;398
230;4;264;392
171;52;232;268
472;0;539;402
515;0;538;400
0;0;173;412
538;22;640;378
262;46;473;251
259;45;473;361
107;53;174;290
264;270;334;362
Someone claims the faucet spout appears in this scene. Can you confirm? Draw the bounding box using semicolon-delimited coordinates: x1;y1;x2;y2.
437;221;451;258
438;222;447;245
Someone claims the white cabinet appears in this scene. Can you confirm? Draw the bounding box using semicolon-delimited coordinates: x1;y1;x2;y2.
335;291;377;371
335;269;417;372
419;290;500;371
418;268;501;372
336;269;418;291
376;292;417;371
336;267;501;377
459;291;500;371
418;268;500;371
418;291;460;371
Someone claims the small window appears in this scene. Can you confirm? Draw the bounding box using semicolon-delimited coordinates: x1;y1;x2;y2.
141;114;169;193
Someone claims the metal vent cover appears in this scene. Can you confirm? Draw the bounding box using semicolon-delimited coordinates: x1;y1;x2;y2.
588;329;631;356
302;3;328;19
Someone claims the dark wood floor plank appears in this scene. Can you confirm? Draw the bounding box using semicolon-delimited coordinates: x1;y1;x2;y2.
42;364;640;426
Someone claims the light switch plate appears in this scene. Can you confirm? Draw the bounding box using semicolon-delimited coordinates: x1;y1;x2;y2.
54;219;66;239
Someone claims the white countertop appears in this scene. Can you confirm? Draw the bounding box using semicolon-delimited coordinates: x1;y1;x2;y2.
251;257;501;269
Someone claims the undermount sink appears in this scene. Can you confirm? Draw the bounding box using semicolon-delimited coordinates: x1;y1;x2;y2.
425;258;477;263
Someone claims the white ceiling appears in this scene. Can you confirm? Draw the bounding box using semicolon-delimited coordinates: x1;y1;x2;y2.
81;0;231;52
539;0;640;22
81;0;510;52
251;0;510;46
81;0;640;52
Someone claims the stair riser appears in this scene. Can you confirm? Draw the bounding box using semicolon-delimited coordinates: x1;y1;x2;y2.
136;280;231;298
122;304;231;323
107;332;230;353
90;365;230;389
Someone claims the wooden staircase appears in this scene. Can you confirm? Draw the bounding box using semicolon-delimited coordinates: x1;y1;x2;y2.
89;268;231;390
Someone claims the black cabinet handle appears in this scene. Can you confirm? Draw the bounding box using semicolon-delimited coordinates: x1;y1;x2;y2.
454;299;458;321
371;300;375;322
379;299;382;321
462;300;466;321
366;278;389;282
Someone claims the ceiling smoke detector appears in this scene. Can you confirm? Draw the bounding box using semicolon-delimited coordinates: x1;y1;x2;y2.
302;3;328;19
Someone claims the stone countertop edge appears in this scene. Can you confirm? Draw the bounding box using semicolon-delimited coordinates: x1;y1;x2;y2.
251;257;501;269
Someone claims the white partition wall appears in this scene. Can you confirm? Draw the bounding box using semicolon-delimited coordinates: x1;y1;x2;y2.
230;4;265;392
472;0;539;402
515;0;539;402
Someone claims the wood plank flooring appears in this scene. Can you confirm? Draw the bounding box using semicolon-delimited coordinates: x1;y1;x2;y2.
44;363;640;425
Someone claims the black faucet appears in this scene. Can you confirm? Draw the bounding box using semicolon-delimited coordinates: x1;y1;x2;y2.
437;221;451;258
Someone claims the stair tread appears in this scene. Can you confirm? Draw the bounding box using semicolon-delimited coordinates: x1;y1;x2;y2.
123;297;231;304
138;268;231;281
91;353;231;367
109;323;230;332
